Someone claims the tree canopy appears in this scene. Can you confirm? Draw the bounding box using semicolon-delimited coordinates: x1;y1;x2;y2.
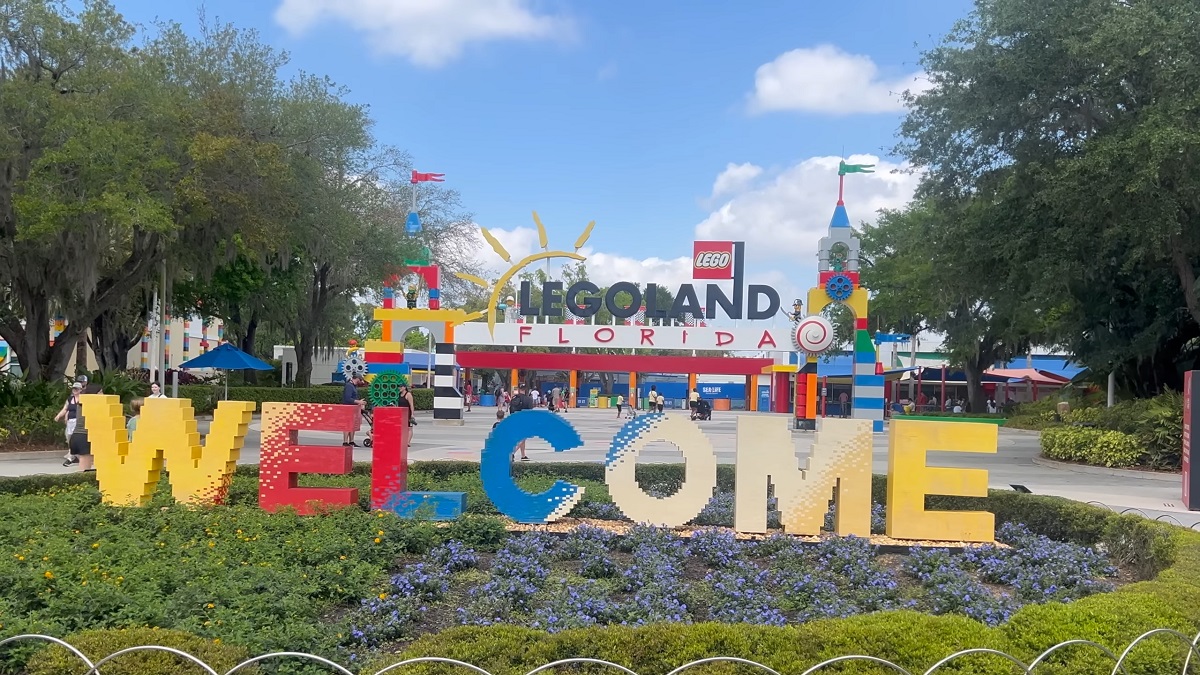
879;0;1200;400
0;0;475;383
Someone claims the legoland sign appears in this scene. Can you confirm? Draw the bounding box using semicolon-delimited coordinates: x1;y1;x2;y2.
515;241;781;322
82;395;1002;543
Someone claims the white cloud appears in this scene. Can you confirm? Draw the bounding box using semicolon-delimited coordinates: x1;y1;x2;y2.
748;45;930;115
273;0;572;67
709;162;763;200
696;154;920;269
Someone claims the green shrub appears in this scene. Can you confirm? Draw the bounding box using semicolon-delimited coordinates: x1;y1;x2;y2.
0;406;62;446
25;627;253;675
1136;391;1183;470
1040;426;1143;467
411;387;433;410
0;376;70;410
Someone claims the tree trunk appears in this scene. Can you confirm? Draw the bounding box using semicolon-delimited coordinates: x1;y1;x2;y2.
1169;233;1200;328
88;308;139;371
293;264;332;388
75;338;88;377
962;360;986;414
295;331;314;387
241;312;260;385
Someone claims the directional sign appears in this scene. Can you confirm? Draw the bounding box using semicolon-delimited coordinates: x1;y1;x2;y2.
405;211;421;234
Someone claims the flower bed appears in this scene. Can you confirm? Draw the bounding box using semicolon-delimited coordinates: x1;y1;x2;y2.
0;462;1197;675
336;521;1118;658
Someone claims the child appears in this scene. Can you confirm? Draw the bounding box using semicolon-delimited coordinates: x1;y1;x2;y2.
494;409;527;461
127;398;144;441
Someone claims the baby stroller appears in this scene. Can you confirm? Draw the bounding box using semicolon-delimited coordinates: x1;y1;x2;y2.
691;398;712;421
360;405;375;447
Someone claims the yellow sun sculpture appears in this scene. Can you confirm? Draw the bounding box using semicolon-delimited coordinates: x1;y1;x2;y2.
456;211;593;336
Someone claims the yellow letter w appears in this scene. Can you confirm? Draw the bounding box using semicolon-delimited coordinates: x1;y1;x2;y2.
82;394;256;507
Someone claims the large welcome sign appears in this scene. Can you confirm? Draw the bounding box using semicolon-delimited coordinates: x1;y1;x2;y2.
81;395;1000;543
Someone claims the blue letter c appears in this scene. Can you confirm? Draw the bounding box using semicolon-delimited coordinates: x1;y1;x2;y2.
480;410;584;524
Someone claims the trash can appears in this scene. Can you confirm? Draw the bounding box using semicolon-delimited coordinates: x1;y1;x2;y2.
598;396;610;409
479;394;496;407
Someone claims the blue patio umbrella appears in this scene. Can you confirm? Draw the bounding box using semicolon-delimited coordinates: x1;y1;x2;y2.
178;343;273;399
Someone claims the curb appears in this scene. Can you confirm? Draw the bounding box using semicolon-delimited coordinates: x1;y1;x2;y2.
0;450;68;461
1031;456;1180;483
1000;427;1041;435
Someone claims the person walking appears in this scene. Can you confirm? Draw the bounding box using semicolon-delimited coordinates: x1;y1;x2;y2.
398;383;417;428
615;394;625;419
656;391;665;413
54;382;83;456
342;376;366;446
507;386;531;460
688;388;700;415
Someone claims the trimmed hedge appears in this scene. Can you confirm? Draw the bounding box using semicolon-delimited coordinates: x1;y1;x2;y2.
1041;426;1143;468
24;627;253;675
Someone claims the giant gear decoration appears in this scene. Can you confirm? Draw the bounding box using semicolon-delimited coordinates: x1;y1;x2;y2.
342;352;368;381
825;273;854;301
369;372;409;408
794;315;835;355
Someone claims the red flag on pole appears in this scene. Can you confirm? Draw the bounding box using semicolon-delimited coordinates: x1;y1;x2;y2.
411;170;445;183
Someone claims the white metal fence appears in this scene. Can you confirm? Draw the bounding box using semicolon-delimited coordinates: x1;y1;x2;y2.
2;629;1199;675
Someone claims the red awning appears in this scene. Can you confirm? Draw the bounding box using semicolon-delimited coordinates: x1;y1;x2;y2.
986;368;1070;385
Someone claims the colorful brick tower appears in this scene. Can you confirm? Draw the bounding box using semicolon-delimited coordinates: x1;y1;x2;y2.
796;161;885;432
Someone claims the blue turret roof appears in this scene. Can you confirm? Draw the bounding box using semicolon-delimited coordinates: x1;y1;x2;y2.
829;203;851;229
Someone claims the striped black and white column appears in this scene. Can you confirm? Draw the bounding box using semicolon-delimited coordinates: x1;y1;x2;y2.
432;342;464;425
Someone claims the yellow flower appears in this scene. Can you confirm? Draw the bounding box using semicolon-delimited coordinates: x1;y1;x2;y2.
81;581;87;586
91;543;99;549
206;603;215;609
373;538;381;544
377;530;385;536
378;593;388;600
339;555;346;560
213;639;221;645
16;555;24;561
43;571;54;580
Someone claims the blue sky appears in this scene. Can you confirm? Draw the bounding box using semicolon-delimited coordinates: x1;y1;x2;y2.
112;0;972;304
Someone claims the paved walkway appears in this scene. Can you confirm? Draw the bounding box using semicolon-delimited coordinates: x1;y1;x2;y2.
3;408;1197;528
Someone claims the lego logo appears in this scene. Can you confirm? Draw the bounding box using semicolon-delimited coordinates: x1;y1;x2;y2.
694;251;731;269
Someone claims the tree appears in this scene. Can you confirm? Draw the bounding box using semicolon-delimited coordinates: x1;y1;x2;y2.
898;0;1200;393
860;201;1039;412
0;3;300;381
0;0;172;381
